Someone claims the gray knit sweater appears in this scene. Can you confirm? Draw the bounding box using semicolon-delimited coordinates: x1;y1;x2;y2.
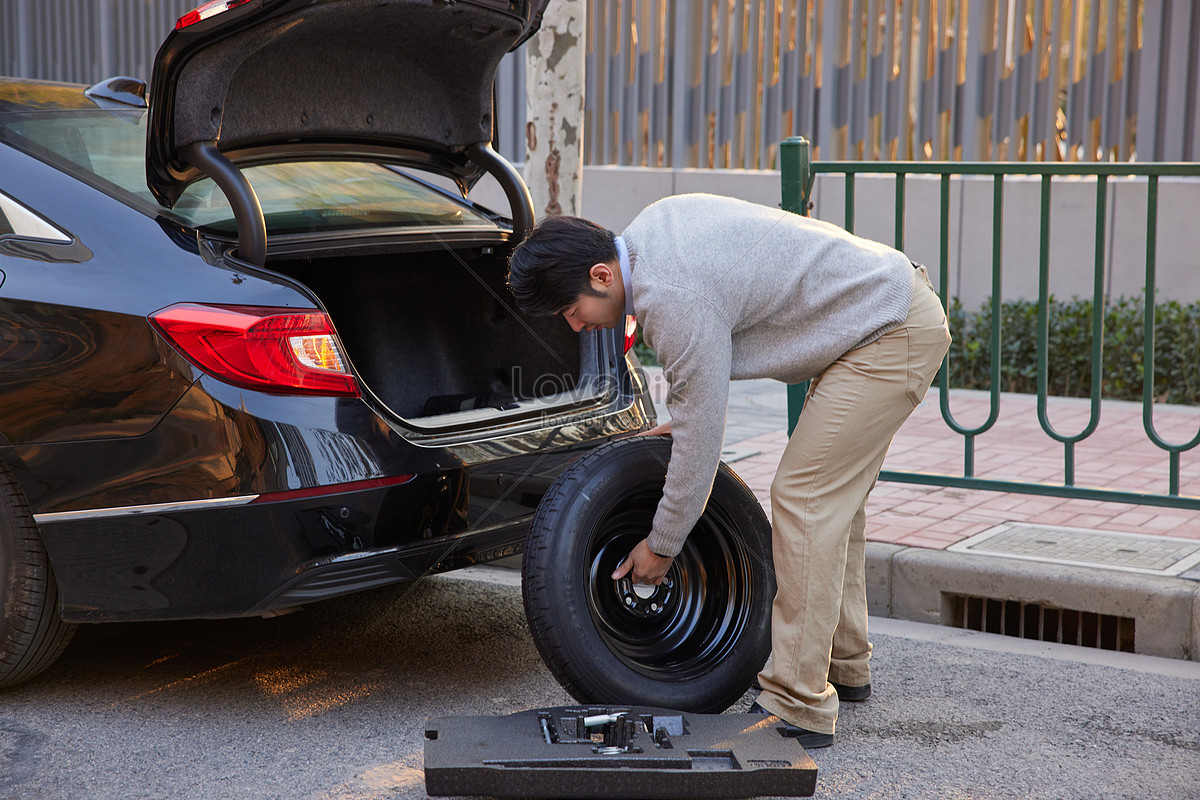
622;193;915;557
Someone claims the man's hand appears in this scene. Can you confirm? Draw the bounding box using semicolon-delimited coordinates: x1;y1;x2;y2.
611;538;674;585
639;420;672;437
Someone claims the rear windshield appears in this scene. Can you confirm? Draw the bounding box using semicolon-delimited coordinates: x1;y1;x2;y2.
0;108;498;235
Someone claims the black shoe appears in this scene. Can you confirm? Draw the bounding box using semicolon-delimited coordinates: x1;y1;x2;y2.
831;681;871;702
748;702;834;749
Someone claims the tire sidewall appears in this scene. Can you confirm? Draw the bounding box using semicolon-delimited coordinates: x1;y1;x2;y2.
523;437;774;712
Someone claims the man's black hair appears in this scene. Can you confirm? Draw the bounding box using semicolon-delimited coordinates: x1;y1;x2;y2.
507;215;618;316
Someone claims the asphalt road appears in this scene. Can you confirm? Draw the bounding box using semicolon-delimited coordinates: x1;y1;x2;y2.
2;567;1198;800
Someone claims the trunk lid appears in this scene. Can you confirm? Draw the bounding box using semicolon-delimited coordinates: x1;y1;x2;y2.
146;0;546;208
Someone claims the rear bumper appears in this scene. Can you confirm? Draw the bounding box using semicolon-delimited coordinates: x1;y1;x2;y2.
246;518;530;615
39;475;541;622
39;478;453;621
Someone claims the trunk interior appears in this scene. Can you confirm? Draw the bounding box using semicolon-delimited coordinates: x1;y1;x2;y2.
271;247;598;427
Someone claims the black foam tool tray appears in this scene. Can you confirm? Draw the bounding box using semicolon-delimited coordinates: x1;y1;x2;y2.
424;705;818;798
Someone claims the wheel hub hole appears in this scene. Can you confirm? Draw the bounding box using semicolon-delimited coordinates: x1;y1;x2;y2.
613;576;673;619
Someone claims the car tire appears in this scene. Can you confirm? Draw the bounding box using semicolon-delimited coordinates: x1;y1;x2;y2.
0;464;76;689
522;437;774;713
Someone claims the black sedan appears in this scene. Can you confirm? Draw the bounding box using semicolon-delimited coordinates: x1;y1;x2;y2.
0;0;655;688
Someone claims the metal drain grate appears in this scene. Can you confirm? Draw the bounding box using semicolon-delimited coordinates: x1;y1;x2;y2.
944;594;1135;652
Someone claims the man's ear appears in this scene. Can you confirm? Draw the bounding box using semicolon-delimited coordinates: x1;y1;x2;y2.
589;261;616;288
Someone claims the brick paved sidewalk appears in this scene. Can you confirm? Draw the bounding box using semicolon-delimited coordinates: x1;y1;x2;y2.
729;390;1200;550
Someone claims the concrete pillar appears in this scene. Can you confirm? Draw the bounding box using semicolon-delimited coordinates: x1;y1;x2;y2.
523;0;586;218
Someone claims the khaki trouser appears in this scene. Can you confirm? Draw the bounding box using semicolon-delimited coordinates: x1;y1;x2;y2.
756;267;951;735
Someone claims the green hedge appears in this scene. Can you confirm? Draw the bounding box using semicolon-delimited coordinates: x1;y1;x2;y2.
947;295;1200;405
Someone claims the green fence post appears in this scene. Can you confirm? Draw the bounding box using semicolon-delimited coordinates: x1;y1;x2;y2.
781;137;812;435
780;136;813;215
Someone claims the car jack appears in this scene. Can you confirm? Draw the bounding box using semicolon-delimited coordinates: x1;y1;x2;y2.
424;705;817;798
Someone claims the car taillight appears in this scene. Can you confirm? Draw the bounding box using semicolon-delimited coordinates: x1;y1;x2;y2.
624;315;638;354
176;0;255;29
150;303;359;397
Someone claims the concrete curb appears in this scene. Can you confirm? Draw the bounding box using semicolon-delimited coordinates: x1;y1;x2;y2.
865;541;1200;661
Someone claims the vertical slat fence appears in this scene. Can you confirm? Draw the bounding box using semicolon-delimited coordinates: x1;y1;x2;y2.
3;0;1197;166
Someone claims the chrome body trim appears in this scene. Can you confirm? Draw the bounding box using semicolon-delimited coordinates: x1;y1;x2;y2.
34;494;259;524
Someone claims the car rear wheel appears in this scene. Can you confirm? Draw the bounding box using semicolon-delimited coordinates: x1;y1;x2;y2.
522;437;774;713
0;464;76;689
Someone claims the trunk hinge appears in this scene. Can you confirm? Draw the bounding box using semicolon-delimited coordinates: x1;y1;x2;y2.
180;141;267;267
467;141;535;243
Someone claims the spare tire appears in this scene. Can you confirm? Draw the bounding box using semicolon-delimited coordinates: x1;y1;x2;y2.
522;437;774;713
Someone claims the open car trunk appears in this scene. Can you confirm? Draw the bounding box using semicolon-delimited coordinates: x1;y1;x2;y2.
269;246;599;429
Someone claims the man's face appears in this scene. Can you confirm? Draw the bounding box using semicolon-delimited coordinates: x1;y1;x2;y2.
560;262;625;333
561;289;623;333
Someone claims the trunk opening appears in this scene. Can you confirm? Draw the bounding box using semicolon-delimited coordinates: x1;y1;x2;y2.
269;247;597;427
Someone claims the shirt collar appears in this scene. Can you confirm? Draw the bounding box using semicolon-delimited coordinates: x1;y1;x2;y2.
615;235;635;315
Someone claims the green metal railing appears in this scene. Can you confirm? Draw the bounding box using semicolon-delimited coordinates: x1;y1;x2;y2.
780;136;1200;510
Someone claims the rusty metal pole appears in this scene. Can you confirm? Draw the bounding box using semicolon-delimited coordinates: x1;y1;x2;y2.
523;0;585;219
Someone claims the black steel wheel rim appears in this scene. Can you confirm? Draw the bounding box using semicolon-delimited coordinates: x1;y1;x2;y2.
583;485;757;680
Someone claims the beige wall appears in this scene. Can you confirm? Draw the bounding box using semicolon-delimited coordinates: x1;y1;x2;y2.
470;167;1200;309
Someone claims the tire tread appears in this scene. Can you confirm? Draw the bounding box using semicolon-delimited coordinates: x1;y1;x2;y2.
0;464;77;688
